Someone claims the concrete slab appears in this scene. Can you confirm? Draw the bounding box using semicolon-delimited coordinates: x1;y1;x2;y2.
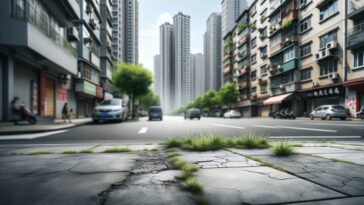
1;146;96;155
229;148;274;156
289;196;364;205
104;170;194;205
294;147;361;154
0;154;139;205
178;150;260;168
93;145;162;152
256;155;364;196
313;152;364;165
196;167;344;205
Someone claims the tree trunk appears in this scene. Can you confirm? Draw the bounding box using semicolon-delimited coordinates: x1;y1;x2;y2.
132;94;135;119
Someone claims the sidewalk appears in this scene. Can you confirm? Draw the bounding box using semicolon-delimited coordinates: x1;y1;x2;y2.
0;118;92;135
0;141;363;204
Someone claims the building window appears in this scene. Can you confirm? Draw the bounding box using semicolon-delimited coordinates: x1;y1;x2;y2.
260;84;267;94
260;46;267;58
320;60;337;76
301;68;312;80
319;0;338;22
251;54;257;64
260;65;268;75
300;43;311;57
251;87;257;94
353;48;364;69
251;70;257;80
251;37;257;48
300;17;311;33
319;30;337;49
260;27;268;38
284;46;296;62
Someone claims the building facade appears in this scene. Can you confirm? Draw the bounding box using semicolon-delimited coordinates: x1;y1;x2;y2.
190;53;205;99
221;0;248;36
0;0;80;121
173;12;191;108
159;23;174;112
111;0;138;64
154;55;162;98
221;0;364;118
205;13;222;91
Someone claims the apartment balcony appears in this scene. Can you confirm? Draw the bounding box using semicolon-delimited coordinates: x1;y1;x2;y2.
238;35;249;47
268;0;290;18
280;36;298;48
271;82;299;96
348;21;364;49
269;59;298;76
348;0;364;20
238;81;250;90
64;0;81;19
223;66;233;75
1;1;78;74
237;67;249;77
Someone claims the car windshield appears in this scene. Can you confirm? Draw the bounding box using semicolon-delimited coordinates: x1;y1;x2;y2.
99;99;121;106
332;106;345;110
149;108;161;112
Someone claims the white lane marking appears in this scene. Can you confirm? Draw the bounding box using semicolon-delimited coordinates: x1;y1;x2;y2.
277;126;337;133
269;136;362;139
138;127;148;134
251;124;277;129
209;123;245;130
0;130;69;140
304;123;364;127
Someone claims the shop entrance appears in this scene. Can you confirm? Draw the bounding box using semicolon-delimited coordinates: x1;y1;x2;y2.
45;78;55;117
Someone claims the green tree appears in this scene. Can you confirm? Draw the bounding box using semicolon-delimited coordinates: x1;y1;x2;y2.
202;90;218;110
138;89;160;111
113;62;152;118
217;83;239;108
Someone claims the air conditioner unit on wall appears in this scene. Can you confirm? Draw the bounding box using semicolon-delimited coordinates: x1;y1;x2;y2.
328;72;338;80
279;84;285;89
67;27;79;41
326;41;337;50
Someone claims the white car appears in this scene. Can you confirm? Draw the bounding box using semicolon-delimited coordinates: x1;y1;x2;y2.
92;99;128;123
223;110;241;119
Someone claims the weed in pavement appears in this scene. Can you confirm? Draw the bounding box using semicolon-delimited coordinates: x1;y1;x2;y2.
182;177;203;194
273;140;294;156
165;137;182;148
29;151;51;155
79;149;93;153
180;134;225;151
234;134;269;149
103;147;131;153
62;150;77;154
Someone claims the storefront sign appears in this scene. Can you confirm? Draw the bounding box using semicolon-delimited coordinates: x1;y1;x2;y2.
57;87;68;102
96;86;104;99
302;86;343;99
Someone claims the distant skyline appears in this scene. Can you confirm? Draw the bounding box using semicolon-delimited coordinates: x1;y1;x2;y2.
139;0;221;73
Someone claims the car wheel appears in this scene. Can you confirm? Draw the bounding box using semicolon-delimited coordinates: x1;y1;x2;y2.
326;115;332;120
93;119;99;124
149;117;152;121
341;117;346;120
160;117;163;121
310;115;314;120
198;118;200;120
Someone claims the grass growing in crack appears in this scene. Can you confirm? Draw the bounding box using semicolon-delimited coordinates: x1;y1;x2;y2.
29;151;51;155
292;144;304;147
168;152;180;158
62;150;77;154
180;134;226;151
247;156;287;173
176;171;193;180
328;158;355;164
165;137;182;148
151;148;160;152
79;149;93;154
272;140;294;156
163;134;270;151
103;147;131;153
233;134;269;149
182;177;203;194
181;163;199;173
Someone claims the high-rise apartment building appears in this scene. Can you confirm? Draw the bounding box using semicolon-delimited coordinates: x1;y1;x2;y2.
205;13;222;91
221;0;364;118
154;55;162;98
112;0;139;64
190;53;205;99
221;0;248;36
159;23;174;112
173;12;191;107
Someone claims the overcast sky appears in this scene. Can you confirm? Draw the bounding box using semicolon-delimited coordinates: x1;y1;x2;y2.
139;0;221;73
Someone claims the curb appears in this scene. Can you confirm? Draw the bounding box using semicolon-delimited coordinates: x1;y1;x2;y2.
0;122;92;136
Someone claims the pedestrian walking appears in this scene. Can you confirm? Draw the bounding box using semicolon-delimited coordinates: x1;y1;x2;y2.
62;103;72;123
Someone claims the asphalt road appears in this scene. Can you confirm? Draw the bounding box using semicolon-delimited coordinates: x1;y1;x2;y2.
0;116;364;145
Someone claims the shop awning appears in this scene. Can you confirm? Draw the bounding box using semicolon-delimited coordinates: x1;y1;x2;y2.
263;93;293;105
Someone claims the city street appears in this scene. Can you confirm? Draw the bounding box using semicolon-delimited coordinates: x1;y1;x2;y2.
1;116;363;145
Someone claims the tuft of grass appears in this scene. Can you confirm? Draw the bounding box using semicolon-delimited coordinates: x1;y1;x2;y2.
194;194;209;205
181;163;199;173
234;134;269;149
175;171;193;180
180;134;226;151
168;152;180;158
165;137;182;148
103;147;131;153
62;150;77;154
272;140;294;156
79;149;93;154
151;148;160;152
182;177;203;194
171;156;187;169
29;151;51;155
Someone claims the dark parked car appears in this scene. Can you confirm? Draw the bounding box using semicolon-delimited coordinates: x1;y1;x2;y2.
184;108;201;120
148;106;163;121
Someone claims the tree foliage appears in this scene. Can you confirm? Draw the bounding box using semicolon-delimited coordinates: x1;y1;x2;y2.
217;83;239;108
139;90;160;110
